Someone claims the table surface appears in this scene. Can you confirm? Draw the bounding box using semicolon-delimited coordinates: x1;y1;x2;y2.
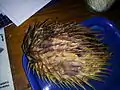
5;0;120;90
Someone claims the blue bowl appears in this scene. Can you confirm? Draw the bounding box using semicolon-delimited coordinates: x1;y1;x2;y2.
22;17;120;90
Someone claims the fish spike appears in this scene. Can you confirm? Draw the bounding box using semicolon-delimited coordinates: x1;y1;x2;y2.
27;64;31;75
74;77;87;90
102;63;111;66
68;78;80;90
65;80;76;89
43;76;50;85
46;74;57;86
26;62;34;75
95;74;109;78
59;81;66;89
46;74;51;82
89;76;104;82
34;21;43;29
99;68;112;72
71;82;79;90
57;81;65;89
62;81;71;89
93;33;104;36
37;19;50;28
32;65;36;74
71;78;80;87
36;69;40;79
51;79;61;88
98;71;111;76
40;73;45;81
29;63;34;68
27;61;31;71
82;80;95;90
53;76;65;89
48;75;59;87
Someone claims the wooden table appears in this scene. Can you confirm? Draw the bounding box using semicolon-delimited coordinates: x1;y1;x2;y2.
5;0;120;90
